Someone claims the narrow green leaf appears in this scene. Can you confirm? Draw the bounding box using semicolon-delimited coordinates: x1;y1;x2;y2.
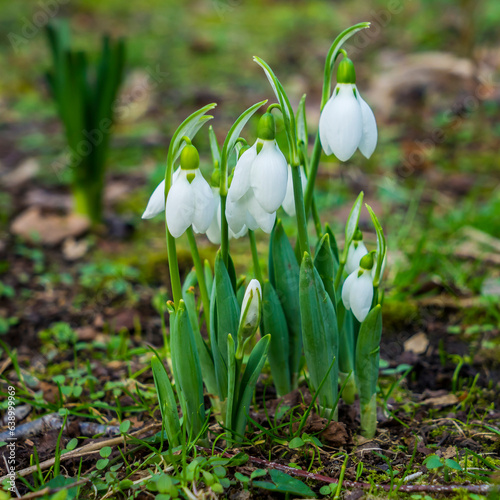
355;305;382;438
171;301;205;439
322;23;371;108
234;335;270;440
214;253;240;369
208;125;221;166
296;94;308;147
166;103;217;185
313;233;336;308
225;334;236;433
299;253;339;412
220;100;267;190
262;280;291;397
151;355;181;448
366;204;387;287
271;221;301;388
342;192;364;264
183;288;218;398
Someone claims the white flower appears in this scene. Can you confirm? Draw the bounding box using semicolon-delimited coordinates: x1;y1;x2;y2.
319;83;377;161
282;165;306;217
345;240;368;275
142;169;181;220
165;168;215;238
206;188;247;244
226;139;287;234
341;267;373;323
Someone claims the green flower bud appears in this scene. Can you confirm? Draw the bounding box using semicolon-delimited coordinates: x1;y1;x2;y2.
180;144;200;171
337;57;356;84
257;112;276;141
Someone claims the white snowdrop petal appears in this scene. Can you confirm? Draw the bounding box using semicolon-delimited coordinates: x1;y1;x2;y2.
323;84;363;162
226;195;247;234
191;173;216;234
231;225;248;239
346;241;368;274
247;193;276;233
282;165;307;216
282;165;296;216
350;272;374;323
357;89;378;159
228;144;257;202
341;271;357;311
165;173;195;238
319;95;335;156
142;179;166;219
250;141;288;213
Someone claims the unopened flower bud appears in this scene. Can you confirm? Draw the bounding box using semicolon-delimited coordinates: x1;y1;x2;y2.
235;279;262;359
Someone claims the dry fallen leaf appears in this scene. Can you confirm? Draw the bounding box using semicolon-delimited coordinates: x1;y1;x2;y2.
404;332;429;355
421;394;459;407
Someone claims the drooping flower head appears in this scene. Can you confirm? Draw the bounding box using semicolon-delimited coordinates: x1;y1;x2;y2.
226;112;288;234
142;143;216;239
342;251;375;323
319;55;377;161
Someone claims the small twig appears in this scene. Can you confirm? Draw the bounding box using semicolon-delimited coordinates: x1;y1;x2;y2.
196;447;493;495
18;477;90;499
0;423;160;482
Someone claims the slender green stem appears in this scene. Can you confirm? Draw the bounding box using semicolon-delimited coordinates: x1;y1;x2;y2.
166;228;182;306
186;227;211;334
333;261;345;292
220;194;229;267
291;165;309;257
304;133;322;218
311;198;322;238
248;230;263;284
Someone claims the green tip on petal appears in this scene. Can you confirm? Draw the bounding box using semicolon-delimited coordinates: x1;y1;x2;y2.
180;144;200;170
337;57;356;84
360;251;375;270
257;112;276;141
353;228;363;241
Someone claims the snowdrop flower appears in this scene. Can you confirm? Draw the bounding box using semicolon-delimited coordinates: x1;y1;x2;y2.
342;252;375;323
319;56;377;161
345;229;368;274
226;113;288;234
206;186;248;244
282;165;306;217
236;279;262;359
142;144;216;238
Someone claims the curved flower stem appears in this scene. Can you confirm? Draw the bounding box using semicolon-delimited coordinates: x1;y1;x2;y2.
333;261;345;292
165;226;182;307
220;194;229;267
311;198;322;238
248;230;263;284
186;227;211;334
291;164;309;256
304;133;322;219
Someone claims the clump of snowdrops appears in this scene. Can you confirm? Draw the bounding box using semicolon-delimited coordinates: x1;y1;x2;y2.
145;22;387;444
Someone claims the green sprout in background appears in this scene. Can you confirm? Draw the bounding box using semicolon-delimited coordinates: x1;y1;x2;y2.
45;20;125;225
